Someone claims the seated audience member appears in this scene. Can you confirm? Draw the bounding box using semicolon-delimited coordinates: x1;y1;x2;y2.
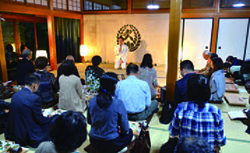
58;60;86;112
198;50;211;76
36;111;87;153
210;57;225;102
199;52;218;79
0;100;10;131
55;55;84;91
5;44;18;69
88;72;133;153
85;55;105;92
174;60;195;108
226;56;243;66
168;74;226;151
240;60;250;83
20;44;28;53
138;53;159;99
115;63;158;121
176;136;213;153
17;49;35;85
5;74;57;147
244;109;250;135
34;57;56;105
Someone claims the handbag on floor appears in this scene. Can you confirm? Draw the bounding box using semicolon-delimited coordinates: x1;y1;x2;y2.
130;123;151;153
160;100;175;125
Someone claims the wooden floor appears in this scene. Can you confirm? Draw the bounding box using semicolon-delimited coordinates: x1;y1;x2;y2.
1;63;250;153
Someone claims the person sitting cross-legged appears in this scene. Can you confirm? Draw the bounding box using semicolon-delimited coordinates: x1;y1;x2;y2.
88;72;133;153
166;74;226;152
115;63;158;122
36;111;87;153
34;57;57;106
5;74;58;148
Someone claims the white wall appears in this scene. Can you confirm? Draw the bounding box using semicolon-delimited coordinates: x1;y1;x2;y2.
83;14;170;65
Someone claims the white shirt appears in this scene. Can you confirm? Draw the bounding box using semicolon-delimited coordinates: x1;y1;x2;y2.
114;44;129;62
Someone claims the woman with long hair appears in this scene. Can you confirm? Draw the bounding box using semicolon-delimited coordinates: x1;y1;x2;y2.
87;72;133;153
139;53;159;99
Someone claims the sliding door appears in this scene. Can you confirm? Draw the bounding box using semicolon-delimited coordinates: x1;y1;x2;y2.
182;19;213;70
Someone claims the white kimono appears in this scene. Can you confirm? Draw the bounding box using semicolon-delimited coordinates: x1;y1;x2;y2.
114;44;129;69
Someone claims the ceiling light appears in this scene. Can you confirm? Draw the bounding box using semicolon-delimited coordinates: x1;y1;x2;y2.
232;2;246;7
147;4;160;10
147;0;160;10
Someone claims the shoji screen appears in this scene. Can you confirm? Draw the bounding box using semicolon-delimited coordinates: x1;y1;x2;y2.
182;19;213;70
216;18;249;62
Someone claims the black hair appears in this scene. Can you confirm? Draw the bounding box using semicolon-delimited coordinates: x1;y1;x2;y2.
126;63;139;75
176;136;213;153
119;36;124;40
35;57;49;69
61;60;75;76
97;72;118;108
187;74;211;104
92;55;102;66
20;44;27;52
226;56;235;64
240;60;250;74
212;57;224;72
224;62;231;69
140;53;153;68
25;74;40;86
5;44;14;53
49;111;87;153
210;53;218;60
180;60;194;71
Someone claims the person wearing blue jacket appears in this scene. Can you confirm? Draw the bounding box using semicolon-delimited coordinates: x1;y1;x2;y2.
5;74;57;147
87;72;133;153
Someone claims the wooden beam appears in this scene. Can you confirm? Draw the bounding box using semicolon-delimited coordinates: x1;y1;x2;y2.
211;17;219;53
1;13;47;23
127;0;132;14
13;21;20;55
166;0;182;101
47;15;57;70
0;1;82;19
83;10;128;14
34;22;38;50
80;15;84;45
131;9;170;14
49;0;53;10
0;19;8;82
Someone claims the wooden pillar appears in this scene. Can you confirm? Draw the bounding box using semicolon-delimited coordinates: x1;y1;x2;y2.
211;17;219;53
127;0;132;14
80;15;85;63
0;19;8;81
166;0;182;101
47;15;57;70
13;21;20;55
34;22;38;50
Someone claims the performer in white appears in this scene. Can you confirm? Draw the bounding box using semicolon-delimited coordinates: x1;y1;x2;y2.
114;37;129;69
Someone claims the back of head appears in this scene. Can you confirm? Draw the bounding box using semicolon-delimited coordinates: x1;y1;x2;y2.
126;63;139;75
49;111;87;152
21;49;32;58
66;55;75;62
92;55;102;66
20;44;27;52
223;62;231;69
61;59;75;76
180;60;194;71
226;56;234;64
210;53;218;60
25;74;40;86
176;136;212;153
97;72;118;108
5;44;14;53
212;57;224;72
140;53;153;68
187;74;210;104
35;57;49;70
240;60;250;74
